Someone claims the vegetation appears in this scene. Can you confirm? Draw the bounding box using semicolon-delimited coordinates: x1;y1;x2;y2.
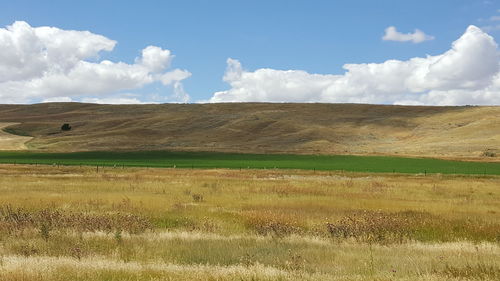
0;164;498;280
482;149;497;157
0;123;33;150
0;150;499;175
0;104;497;280
1;127;32;137
1;103;499;158
60;123;71;131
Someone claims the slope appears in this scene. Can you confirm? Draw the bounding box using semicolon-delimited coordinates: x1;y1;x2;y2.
0;103;498;159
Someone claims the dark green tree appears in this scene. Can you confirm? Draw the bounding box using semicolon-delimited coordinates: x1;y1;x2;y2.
61;123;72;131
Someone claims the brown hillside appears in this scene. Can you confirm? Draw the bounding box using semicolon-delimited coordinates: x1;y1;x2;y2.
0;103;498;159
0;123;33;150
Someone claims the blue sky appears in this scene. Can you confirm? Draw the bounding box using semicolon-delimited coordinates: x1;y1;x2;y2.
0;0;499;104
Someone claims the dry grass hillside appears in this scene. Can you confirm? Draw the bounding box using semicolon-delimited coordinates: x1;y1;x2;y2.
0;123;33;150
0;103;498;159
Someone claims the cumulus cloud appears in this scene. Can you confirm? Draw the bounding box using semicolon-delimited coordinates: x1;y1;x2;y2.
160;69;192;85
382;26;435;43
0;21;191;104
210;26;500;105
138;46;173;73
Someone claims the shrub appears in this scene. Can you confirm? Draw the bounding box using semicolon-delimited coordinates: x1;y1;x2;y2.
325;210;500;243
436;263;500;279
243;211;303;238
40;223;50;241
61;123;72;131
326;210;426;243
0;205;152;234
481;150;496;157
192;193;204;202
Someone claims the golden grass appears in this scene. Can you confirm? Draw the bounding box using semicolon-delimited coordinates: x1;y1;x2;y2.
0;123;32;150
1;240;499;280
0;164;499;280
0;103;498;159
0;255;294;281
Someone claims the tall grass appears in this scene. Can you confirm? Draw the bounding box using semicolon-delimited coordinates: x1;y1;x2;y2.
0;164;499;280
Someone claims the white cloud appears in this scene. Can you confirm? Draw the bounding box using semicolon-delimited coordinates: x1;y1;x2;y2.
160;69;192;85
80;97;156;104
478;10;500;32
42;97;73;103
382;26;435;43
0;21;191;104
138;46;173;73
171;81;190;103
481;24;500;32
210;26;500;105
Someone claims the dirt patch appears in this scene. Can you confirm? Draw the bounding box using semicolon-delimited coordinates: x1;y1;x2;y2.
0;123;32;150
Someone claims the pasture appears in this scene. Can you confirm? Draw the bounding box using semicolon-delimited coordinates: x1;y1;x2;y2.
0;150;499;175
0;164;499;280
1;103;499;158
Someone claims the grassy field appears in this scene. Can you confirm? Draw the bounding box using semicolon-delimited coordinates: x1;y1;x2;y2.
1;103;499;158
0;164;499;280
0;123;32;150
0;150;499;175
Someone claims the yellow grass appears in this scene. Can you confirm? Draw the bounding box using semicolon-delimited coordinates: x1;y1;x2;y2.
0;164;499;280
0;103;498;159
0;123;32;150
1;240;499;281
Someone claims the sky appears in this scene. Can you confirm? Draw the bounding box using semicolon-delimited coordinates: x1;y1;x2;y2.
0;0;499;105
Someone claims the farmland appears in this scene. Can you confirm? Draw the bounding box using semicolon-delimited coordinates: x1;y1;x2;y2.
0;150;499;175
0;164;499;280
0;103;499;280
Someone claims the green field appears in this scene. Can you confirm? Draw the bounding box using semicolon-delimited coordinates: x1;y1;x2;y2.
0;150;498;175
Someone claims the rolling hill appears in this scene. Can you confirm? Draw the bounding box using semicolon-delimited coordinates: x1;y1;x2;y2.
0;103;498;160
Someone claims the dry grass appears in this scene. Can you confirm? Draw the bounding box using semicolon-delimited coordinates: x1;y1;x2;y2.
0;123;32;150
0;103;498;159
0;206;152;234
1;238;499;280
0;164;499;280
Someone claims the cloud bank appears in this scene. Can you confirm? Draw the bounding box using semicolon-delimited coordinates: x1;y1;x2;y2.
382;26;434;43
210;26;500;105
0;21;191;103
